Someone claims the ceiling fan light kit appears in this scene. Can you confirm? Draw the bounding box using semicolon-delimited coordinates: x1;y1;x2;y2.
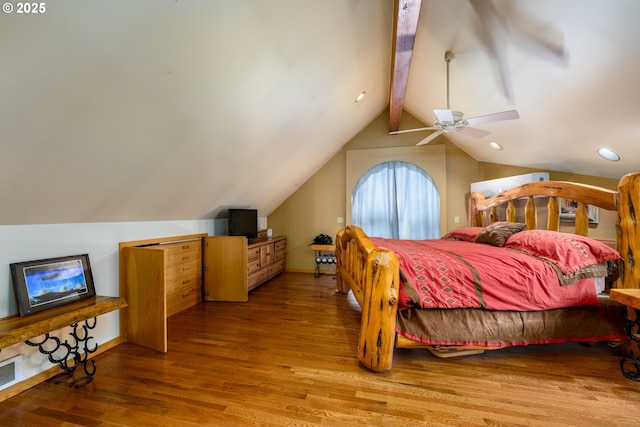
390;51;519;146
433;109;467;131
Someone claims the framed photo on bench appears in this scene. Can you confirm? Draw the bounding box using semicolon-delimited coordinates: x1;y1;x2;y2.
10;254;96;316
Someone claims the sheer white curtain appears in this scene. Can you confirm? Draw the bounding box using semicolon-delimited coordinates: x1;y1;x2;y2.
351;161;440;239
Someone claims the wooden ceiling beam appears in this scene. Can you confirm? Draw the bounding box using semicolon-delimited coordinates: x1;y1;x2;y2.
388;0;422;132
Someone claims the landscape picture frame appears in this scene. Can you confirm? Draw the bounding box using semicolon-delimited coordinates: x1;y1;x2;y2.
559;198;599;224
10;254;96;316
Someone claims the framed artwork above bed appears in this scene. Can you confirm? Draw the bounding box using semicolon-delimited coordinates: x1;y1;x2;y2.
559;198;599;224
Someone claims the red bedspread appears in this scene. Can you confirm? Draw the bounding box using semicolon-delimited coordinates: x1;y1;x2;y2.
369;237;600;311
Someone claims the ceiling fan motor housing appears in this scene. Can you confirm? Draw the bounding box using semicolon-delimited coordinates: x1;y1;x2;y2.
444;50;455;62
434;110;468;131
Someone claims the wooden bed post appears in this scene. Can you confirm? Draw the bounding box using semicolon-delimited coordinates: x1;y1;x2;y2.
616;173;640;289
358;249;400;372
334;229;348;294
469;192;486;226
334;226;400;372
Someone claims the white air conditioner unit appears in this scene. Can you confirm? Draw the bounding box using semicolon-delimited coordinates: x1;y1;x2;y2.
471;172;549;197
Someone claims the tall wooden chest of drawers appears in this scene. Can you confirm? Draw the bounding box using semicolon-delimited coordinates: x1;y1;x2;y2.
123;236;203;352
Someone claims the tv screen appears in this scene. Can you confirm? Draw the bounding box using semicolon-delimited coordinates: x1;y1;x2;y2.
228;209;258;239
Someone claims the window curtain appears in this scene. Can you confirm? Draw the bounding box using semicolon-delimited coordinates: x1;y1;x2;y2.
351;161;440;239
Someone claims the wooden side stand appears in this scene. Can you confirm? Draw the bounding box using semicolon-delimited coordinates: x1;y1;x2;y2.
0;296;127;388
310;244;336;278
609;289;640;381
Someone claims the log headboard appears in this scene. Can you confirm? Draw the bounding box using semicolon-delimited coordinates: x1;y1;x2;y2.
468;173;640;289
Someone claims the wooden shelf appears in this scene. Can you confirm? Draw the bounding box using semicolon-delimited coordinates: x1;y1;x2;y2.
310;244;335;252
610;289;640;311
0;296;127;349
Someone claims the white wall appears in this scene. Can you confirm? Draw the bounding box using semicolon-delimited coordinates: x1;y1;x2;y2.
0;219;216;386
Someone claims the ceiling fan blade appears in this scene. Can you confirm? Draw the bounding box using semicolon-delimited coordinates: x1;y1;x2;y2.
416;130;443;146
456;126;491;139
469;0;515;103
466;110;519;126
434;109;454;123
389;126;440;135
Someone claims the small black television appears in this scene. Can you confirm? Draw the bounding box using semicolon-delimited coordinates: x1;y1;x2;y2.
227;208;258;239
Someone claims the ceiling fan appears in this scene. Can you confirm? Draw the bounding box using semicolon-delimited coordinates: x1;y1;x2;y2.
390;51;519;146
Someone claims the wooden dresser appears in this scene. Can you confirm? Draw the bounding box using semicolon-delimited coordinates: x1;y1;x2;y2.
203;236;286;302
119;233;286;352
120;234;206;353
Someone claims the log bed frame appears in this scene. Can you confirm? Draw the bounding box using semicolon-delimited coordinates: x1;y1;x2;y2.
335;173;640;372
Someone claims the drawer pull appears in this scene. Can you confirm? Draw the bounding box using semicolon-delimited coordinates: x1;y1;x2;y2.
182;256;190;260
182;280;191;285
181;292;191;298
182;245;190;249
182;267;190;271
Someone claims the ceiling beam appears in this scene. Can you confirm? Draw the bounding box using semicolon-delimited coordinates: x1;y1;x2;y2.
388;0;422;132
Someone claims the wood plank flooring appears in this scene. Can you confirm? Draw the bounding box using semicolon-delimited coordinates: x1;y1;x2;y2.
1;272;640;426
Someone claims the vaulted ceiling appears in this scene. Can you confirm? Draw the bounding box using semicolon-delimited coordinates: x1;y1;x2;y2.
393;0;640;181
1;0;638;226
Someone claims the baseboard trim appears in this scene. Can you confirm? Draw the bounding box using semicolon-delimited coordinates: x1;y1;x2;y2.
284;268;315;274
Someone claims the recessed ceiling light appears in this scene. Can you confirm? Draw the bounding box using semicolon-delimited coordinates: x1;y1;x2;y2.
489;141;503;150
355;91;366;103
597;147;620;161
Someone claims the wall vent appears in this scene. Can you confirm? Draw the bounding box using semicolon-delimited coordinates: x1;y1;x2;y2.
0;354;23;391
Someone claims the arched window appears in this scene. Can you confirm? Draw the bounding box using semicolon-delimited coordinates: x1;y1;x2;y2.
351;161;440;239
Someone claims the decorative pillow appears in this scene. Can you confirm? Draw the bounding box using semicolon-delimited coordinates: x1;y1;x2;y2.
503;230;621;276
441;227;483;242
474;222;527;247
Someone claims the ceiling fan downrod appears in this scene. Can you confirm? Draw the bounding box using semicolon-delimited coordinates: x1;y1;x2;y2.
444;51;455;110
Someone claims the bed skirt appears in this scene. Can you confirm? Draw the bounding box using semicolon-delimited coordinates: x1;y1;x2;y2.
396;296;627;348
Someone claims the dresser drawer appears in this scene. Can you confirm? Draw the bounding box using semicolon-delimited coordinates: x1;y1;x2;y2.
248;268;268;290
274;239;286;252
167;249;200;267
166;259;200;281
248;258;262;275
167;282;201;317
248;246;260;262
166;272;200;294
268;259;285;277
163;239;201;255
275;249;285;262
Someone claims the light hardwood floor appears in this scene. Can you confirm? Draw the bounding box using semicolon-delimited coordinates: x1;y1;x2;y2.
1;272;639;426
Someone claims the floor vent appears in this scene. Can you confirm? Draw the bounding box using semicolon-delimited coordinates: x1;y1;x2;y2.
0;355;23;391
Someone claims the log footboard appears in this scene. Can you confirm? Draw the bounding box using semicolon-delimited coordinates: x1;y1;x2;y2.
336;227;399;372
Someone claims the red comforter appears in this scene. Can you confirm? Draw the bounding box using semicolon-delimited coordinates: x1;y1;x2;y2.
370;237;600;311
